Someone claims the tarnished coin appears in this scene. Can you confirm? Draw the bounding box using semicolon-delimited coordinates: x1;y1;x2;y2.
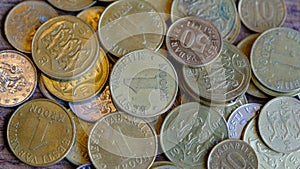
7;99;75;167
76;164;94;169
171;0;239;42
238;0;286;32
48;0;96;11
208;139;258;169
110;49;178;118
66;110;93;166
4;1;58;53
32;15;99;80
243;116;288;169
258;97;300;153
160;102;228;169
69;85;117;123
0;50;37;107
182;41;251;103
227;103;262;139
166;16;222;67
77;6;106;31
150;161;182;169
251;27;300;95
88;112;157;169
41;48;109;102
98;0;166;58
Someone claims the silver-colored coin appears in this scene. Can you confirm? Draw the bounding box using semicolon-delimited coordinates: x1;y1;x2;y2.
76;164;94;169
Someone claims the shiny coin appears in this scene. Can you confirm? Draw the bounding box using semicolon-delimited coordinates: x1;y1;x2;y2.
47;0;96;12
160;102;228;169
110;49;178;118
32;15;100;80
69;85;117;123
238;0;286;32
88;112;157;169
4;1;58;53
0;50;37;107
258;97;300;153
7;99;75;167
227;103;262;139
208;139;258;169
182;41;251;103
171;0;239;42
77;6;106;31
98;0;166;58
76;164;94;169
243;116;288;169
251;27;300;95
166;16;222;67
150;161;182;169
41;48;109;102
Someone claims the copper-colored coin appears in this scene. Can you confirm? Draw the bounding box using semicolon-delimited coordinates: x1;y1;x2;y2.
166;16;222;67
4;1;58;53
7;99;75;167
48;0;96;12
0;50;37;107
32;15;100;80
77;6;106;31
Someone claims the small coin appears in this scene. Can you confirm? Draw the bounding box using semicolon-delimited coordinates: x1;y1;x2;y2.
160;102;228;169
110;49;178;118
76;164;94;169
227;103;262;139
258;97;300;153
207;139;258;169
77;6;106;31
88;112;157;169
0;50;37;107
41;48;109;102
7;99;75;167
4;1;58;53
238;0;286;32
251;27;300;94
47;0;96;11
150;161;182;169
182;41;251;103
166;16;222;67
98;0;166;58
32;15;100;80
69;85;117;123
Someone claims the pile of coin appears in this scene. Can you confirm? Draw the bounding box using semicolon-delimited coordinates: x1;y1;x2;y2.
1;0;300;168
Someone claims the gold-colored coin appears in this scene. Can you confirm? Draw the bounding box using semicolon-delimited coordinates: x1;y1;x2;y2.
66;110;93;166
251;27;300;95
77;6;106;31
144;0;172;21
7;99;75;167
258;97;300;153
4;1;58;53
0;50;37;107
88;112;157;169
98;0;166;58
238;0;286;32
32;15;100;80
48;0;96;12
41;48;109;102
150;161;182;169
227;14;241;43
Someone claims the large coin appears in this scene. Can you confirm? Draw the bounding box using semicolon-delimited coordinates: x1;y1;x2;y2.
182;41;251;103
4;1;58;53
166;16;222;67
7;99;75;167
238;0;286;32
98;0;165;58
77;6;106;31
32;15;99;80
171;0;239;42
251;27;300;94
258;97;300;153
208;139;258;169
88;112;157;169
0;50;37;107
144;0;172;21
110;49;178;118
47;0;96;11
160;102;228;169
41;48;109;102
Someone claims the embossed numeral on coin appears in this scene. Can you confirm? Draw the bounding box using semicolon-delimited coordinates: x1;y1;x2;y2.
29;118;52;150
180;29;209;55
221;152;247;169
255;0;274;22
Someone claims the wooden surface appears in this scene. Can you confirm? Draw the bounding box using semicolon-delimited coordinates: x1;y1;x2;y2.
0;0;300;168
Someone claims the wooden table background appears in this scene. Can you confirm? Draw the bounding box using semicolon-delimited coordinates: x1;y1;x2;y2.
0;0;299;168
